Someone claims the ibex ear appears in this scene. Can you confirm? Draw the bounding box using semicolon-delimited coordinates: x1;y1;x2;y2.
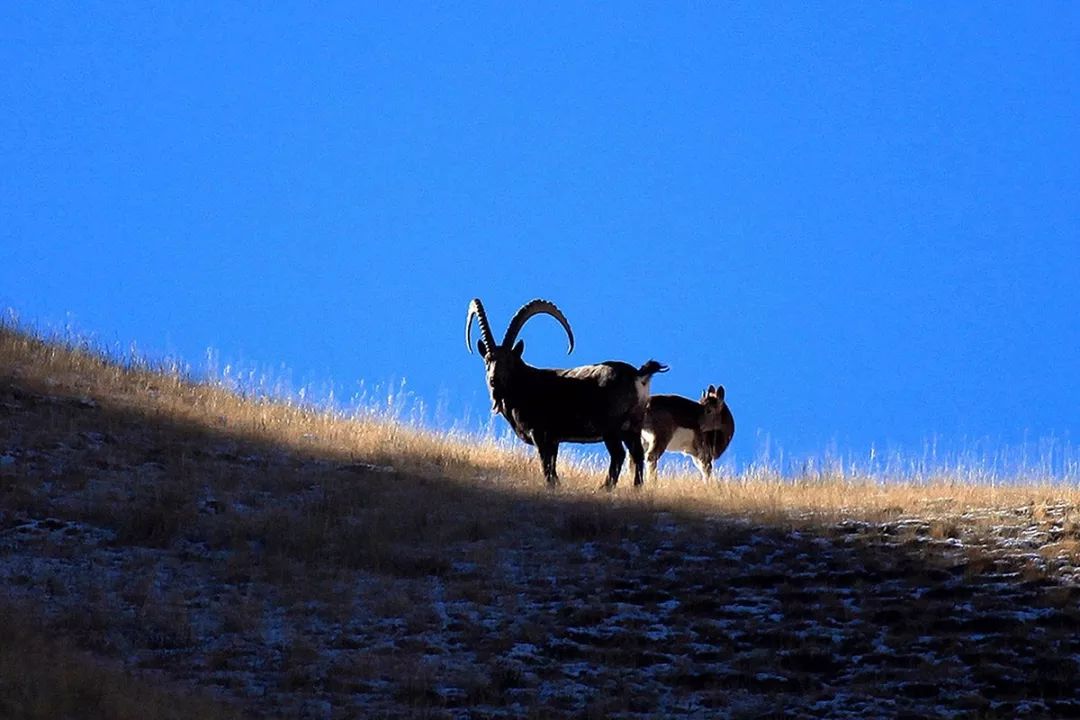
707;384;715;396
477;340;488;357
715;385;725;401
513;340;525;358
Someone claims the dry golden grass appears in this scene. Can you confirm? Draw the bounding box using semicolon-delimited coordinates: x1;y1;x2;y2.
3;322;1075;527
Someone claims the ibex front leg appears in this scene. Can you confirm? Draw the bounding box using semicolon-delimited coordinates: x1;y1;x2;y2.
692;456;713;483
693;437;714;482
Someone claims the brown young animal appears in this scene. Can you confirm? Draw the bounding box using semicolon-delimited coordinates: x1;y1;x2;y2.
466;298;668;488
642;385;735;482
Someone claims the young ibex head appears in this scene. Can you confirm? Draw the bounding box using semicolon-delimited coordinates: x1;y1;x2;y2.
466;298;575;413
699;384;728;432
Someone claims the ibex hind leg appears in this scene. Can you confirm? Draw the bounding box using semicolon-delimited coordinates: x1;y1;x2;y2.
537;440;560;487
642;429;671;485
623;432;646;487
645;455;661;484
602;435;626;490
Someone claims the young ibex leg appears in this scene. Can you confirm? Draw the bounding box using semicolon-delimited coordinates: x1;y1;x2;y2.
645;454;661;483
643;430;670;484
692;455;712;483
624;432;646;487
602;435;626;490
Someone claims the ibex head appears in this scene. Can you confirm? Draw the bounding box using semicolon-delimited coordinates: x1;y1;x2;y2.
699;384;727;431
466;298;575;413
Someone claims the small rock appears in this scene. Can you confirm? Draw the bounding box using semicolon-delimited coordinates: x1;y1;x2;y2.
79;431;116;447
338;462;395;474
200;498;225;515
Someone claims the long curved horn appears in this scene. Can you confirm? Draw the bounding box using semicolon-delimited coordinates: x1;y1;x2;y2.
502;299;574;354
465;298;496;353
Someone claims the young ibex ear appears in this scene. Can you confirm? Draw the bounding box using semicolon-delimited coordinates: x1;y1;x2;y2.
715;385;725;402
707;384;716;397
513;340;525;358
477;340;488;357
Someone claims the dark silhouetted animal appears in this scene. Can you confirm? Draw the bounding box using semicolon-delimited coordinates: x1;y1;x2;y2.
466;297;667;488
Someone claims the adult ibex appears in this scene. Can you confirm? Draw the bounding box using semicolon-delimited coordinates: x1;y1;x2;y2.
466;297;667;488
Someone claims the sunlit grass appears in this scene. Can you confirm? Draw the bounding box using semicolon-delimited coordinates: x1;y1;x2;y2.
2;313;1077;525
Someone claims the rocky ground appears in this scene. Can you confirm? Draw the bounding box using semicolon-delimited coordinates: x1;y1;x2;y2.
3;379;1080;718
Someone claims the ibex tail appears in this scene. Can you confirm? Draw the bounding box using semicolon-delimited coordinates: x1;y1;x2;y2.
637;360;669;378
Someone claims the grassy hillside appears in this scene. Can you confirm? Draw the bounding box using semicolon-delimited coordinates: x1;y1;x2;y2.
2;324;1080;718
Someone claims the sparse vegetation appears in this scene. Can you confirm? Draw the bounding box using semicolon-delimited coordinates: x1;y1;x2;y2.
3;321;1080;718
0;601;238;720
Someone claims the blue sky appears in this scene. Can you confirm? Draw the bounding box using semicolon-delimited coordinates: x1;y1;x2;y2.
3;3;1077;468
